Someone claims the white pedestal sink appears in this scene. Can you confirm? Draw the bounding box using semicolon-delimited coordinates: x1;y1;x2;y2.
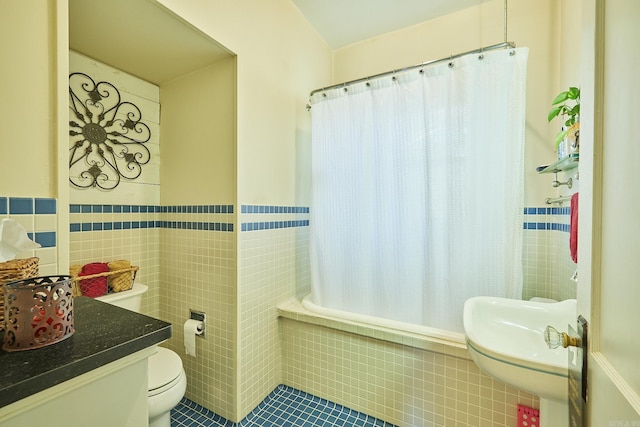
463;297;577;427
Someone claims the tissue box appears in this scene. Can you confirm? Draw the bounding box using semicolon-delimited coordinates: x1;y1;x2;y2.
3;275;74;352
0;257;39;331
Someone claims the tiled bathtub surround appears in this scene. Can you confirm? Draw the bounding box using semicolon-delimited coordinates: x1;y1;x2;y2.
280;317;537;427
0;196;58;275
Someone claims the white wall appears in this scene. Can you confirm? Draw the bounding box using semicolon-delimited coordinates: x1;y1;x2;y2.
160;56;236;205
157;0;332;207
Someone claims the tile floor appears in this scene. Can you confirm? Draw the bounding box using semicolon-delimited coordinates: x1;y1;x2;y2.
171;385;397;427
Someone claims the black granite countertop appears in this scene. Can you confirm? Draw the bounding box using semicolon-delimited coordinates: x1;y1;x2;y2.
0;296;171;408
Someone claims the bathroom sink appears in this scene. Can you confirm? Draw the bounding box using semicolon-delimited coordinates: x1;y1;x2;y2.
463;296;576;402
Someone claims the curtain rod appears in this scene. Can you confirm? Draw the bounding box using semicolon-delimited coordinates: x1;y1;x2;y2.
309;41;516;98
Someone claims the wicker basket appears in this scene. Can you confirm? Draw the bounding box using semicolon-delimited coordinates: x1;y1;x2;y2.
70;264;138;297
0;257;39;331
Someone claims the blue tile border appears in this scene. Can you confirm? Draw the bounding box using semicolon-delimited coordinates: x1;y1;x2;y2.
241;220;309;232
69;204;235;233
240;205;310;233
66;204;570;233
524;206;570;215
241;205;309;214
523;205;571;233
68;204;310;233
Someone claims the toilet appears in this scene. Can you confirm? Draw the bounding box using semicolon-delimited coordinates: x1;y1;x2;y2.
96;283;187;427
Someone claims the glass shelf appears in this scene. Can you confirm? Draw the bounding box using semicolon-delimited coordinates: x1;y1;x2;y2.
537;153;579;174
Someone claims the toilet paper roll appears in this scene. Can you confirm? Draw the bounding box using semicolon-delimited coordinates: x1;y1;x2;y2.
183;319;204;357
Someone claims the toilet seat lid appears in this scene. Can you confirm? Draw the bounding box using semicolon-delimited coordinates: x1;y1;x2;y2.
148;347;183;391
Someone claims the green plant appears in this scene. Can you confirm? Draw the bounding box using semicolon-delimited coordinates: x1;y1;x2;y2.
548;86;580;146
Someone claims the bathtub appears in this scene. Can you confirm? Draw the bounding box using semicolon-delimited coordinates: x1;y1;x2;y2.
278;293;468;356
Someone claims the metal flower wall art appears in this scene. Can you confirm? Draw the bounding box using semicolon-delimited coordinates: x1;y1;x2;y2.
69;72;151;190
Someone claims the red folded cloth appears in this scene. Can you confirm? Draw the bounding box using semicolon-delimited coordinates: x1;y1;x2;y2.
570;192;579;263
79;262;109;297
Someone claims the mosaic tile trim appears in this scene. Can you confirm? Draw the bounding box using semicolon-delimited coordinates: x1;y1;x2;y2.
0;197;58;248
240;205;310;233
241;220;309;232
523;206;571;233
241;205;309;214
70;204;233;214
69;204;234;233
1;199;570;237
171;385;397;427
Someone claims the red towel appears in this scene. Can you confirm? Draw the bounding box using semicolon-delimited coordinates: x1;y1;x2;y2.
79;262;109;297
570;193;579;263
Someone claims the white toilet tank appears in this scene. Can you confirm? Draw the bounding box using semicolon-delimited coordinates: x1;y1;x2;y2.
95;283;148;313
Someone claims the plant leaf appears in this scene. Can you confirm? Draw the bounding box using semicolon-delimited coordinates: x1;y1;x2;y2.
552;91;569;105
548;106;563;122
555;129;568;146
568;87;580;99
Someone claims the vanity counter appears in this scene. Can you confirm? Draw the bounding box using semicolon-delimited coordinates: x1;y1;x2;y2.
0;296;171;408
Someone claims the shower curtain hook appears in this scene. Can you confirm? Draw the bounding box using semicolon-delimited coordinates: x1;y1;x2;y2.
448;55;454;68
478;47;484;60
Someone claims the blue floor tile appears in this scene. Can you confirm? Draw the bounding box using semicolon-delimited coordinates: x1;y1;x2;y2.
171;385;397;427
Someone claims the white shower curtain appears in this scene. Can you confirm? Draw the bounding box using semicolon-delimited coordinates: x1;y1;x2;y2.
310;48;528;333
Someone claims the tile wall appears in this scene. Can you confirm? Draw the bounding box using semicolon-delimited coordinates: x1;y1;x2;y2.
160;205;236;420
68;202;236;420
238;205;311;418
0;196;58;276
522;206;577;301
68;203;162;316
280;318;538;427
1;195;573;424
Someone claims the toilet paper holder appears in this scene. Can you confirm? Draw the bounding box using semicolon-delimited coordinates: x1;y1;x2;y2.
189;309;206;338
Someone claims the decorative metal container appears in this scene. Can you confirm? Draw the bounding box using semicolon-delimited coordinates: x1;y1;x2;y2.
3;275;74;352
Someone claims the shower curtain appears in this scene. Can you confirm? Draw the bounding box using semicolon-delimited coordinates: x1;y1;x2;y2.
310;48;528;333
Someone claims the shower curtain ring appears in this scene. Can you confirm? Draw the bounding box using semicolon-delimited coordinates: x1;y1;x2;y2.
448;55;454;68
